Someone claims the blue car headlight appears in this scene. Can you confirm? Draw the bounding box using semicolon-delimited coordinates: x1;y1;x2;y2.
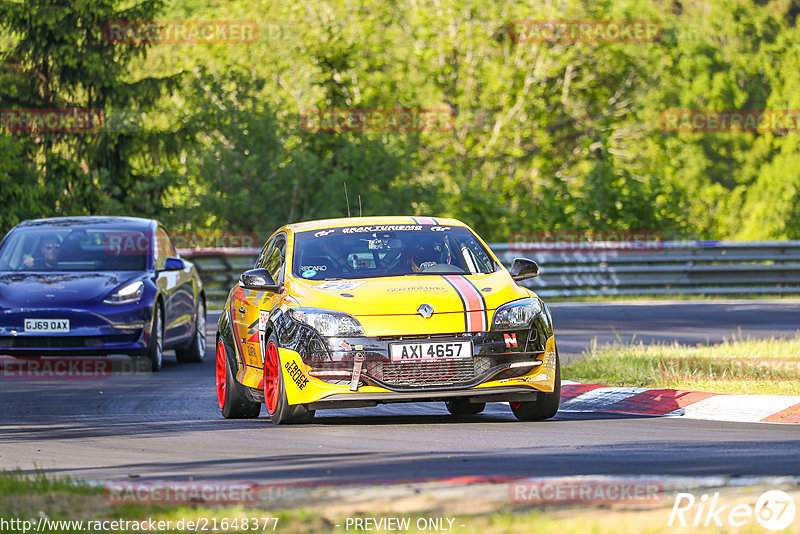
104;281;144;305
288;308;365;337
492;298;542;330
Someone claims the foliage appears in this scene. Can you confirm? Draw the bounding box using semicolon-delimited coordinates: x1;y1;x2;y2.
1;0;799;241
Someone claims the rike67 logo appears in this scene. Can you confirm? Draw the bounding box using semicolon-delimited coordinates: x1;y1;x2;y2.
668;489;796;531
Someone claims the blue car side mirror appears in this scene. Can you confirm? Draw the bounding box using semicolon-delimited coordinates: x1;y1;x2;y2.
163;257;185;271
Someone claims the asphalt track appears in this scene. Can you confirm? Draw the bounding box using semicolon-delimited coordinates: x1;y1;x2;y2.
1;300;798;484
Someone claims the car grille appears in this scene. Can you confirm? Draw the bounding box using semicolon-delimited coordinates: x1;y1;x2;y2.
364;356;492;388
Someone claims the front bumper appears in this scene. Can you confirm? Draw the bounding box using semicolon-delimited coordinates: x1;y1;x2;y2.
0;305;151;356
275;333;558;408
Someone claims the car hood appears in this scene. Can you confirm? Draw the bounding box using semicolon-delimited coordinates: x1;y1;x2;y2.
287;271;531;316
0;271;140;307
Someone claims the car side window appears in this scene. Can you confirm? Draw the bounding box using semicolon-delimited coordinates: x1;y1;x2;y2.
154;227;175;270
263;236;286;282
256;237;275;269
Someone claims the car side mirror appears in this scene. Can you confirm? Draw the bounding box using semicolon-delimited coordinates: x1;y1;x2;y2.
239;268;280;291
163;257;185;271
510;258;539;281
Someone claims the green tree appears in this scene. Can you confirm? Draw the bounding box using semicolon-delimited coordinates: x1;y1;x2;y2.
0;0;183;230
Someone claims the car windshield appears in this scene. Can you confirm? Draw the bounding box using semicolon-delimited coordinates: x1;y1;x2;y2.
0;227;150;271
292;224;497;280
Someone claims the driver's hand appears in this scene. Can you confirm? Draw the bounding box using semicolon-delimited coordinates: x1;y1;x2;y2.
22;255;33;268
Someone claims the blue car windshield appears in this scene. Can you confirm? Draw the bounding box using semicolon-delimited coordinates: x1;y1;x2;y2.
292;225;497;280
0;228;149;271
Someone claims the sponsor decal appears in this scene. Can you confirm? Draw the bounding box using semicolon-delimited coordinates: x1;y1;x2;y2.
301;225;471;238
302;269;317;278
300;265;327;271
339;341;352;351
504;333;518;348
386;285;448;293
284;360;309;390
316;280;365;291
341;225;422;234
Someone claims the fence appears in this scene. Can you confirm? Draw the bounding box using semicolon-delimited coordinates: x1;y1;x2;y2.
179;240;800;309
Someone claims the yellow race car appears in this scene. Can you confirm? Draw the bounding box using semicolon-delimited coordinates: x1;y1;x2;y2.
215;216;559;424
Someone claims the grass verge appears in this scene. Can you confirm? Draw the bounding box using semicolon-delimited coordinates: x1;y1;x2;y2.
2;471;799;533
563;334;800;395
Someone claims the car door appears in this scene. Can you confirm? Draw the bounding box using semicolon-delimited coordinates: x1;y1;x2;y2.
230;233;287;388
154;226;192;345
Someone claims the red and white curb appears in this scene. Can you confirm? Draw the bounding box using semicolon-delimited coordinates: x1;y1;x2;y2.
560;382;800;423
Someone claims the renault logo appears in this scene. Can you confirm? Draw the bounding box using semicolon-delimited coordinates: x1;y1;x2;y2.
417;303;434;318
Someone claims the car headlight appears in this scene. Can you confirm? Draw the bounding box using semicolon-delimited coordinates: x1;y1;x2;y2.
288;308;365;337
104;281;144;305
492;298;542;330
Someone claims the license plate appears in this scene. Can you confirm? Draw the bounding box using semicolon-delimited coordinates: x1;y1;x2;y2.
389;341;472;363
24;319;70;333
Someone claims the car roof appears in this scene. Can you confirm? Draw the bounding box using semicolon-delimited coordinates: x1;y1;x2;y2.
16;216;155;231
285;216;468;233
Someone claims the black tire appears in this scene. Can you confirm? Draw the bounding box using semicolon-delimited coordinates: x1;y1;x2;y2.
176;299;206;363
445;398;486;415
141;304;164;372
263;332;315;425
216;339;261;419
510;350;561;421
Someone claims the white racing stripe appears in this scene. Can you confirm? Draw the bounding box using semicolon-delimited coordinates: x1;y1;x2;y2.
679;394;800;423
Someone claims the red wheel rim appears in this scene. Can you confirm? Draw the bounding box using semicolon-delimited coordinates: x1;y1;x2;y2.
509;402;521;410
264;341;280;414
215;340;227;410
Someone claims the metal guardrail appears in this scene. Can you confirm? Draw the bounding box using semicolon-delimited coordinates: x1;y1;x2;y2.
180;240;800;309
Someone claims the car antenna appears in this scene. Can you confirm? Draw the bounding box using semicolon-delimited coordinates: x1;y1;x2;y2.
358;195;362;217
343;182;351;217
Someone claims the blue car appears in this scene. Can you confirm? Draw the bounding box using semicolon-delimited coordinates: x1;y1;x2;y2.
0;217;206;371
